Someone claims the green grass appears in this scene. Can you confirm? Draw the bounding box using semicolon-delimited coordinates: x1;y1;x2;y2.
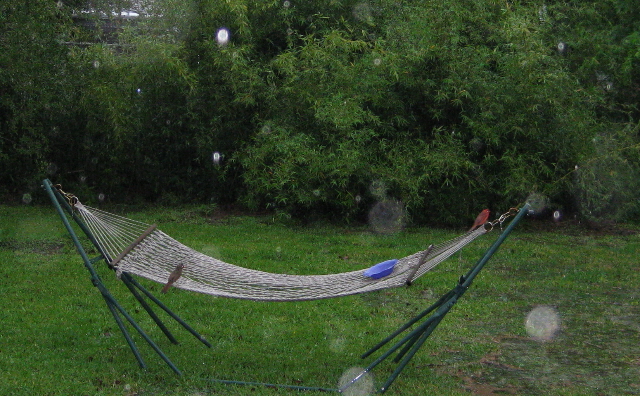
1;204;639;395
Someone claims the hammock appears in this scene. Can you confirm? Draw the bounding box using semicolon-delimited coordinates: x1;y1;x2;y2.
73;202;489;302
44;179;527;390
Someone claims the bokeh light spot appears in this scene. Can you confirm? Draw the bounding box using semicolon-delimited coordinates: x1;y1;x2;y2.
368;199;405;234
212;151;222;166
526;193;548;216
338;367;375;396
525;306;561;341
216;28;230;45
353;2;373;23
22;193;33;205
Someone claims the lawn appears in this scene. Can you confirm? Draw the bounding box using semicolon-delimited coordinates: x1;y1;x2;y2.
1;203;639;395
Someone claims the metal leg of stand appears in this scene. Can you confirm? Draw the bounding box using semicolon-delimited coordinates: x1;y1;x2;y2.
120;274;180;345
42;179;183;375
123;274;212;348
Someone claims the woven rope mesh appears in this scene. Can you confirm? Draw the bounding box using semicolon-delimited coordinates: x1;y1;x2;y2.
74;203;487;301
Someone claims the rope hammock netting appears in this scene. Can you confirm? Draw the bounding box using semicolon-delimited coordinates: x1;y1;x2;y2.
73;202;491;302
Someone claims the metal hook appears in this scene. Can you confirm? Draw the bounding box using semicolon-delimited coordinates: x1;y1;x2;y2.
485;207;519;231
54;184;78;207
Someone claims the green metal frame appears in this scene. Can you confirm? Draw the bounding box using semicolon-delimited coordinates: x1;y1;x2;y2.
42;179;211;375
352;203;530;393
44;178;528;393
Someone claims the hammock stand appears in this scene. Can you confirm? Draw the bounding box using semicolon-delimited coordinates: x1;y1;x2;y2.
43;179;528;393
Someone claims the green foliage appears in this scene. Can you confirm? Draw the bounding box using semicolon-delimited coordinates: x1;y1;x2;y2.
236;0;622;224
574;125;640;222
0;0;78;194
1;0;638;223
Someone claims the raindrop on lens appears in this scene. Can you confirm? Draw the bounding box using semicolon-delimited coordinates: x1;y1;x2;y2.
525;306;561;341
355;195;362;204
352;2;373;23
283;0;291;8
525;193;548;216
553;210;562;222
373;58;381;66
22;193;33;205
338;367;375;396
538;4;548;23
46;163;58;175
93;60;100;68
368;199;405;234
216;28;230;45
98;193;105;202
329;336;347;353
212;151;222;166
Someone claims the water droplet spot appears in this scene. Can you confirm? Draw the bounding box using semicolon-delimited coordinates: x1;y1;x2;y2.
353;2;373;23
525;193;548;216
338;367;375;396
329;336;347;353
212;151;222;166
22;193;33;205
46;163;58;175
525;306;561;341
216;28;230;45
368;199;405;234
